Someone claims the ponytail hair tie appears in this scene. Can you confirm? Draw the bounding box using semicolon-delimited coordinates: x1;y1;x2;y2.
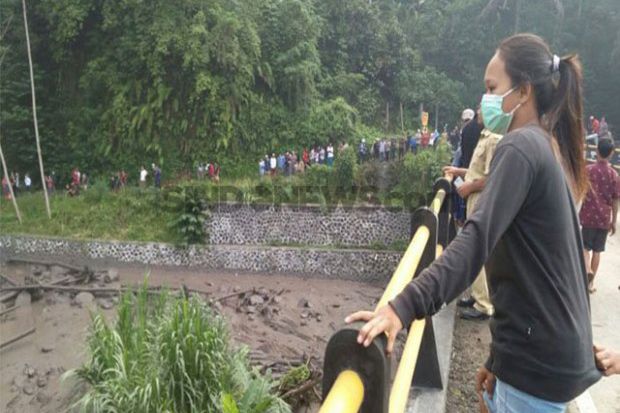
551;54;561;73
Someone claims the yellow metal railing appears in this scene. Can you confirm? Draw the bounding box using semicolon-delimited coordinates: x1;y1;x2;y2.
388;244;445;413
430;189;446;216
319;181;451;413
319;370;365;413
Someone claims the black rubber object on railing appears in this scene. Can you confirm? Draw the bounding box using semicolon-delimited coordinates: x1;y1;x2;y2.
322;321;390;413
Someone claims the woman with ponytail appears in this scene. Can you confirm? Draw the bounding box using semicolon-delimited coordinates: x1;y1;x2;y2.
345;33;600;412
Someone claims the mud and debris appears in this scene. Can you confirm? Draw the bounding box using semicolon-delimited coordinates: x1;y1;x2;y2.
1;260;382;412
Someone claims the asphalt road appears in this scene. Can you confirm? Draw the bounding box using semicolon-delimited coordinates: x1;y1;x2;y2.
584;231;620;413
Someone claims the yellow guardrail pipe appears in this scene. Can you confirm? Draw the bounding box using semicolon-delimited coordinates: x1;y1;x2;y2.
320;187;448;413
389;244;444;413
389;318;425;413
376;226;430;309
318;370;365;413
430;189;446;216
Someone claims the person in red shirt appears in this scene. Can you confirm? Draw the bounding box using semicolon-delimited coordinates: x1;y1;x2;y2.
45;175;54;195
71;168;80;186
579;139;620;292
2;176;11;200
302;148;310;166
120;170;128;187
213;162;221;182
420;128;430;148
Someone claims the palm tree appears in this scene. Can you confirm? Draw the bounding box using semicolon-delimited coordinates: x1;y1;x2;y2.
21;0;51;219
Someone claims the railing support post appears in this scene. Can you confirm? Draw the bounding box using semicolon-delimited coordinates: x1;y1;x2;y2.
411;207;437;278
409;207;443;389
433;177;455;248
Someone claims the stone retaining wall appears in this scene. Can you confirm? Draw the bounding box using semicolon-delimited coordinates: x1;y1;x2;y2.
0;235;402;282
207;203;411;247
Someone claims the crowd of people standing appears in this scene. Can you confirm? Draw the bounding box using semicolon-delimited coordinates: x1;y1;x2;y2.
2;171;56;200
195;162;221;182
357;129;444;163
588;115;611;140
258;142;344;176
2;163;165;200
258;131;449;178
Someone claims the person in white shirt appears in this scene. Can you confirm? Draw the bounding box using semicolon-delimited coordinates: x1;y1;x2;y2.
379;139;386;161
269;153;277;176
319;146;326;164
326;143;335;167
14;172;20;195
139;166;148;188
24;174;32;192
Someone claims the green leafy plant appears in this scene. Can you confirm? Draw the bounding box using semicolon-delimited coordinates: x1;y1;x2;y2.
83;179;110;204
65;282;290;413
164;184;210;246
393;146;451;210
277;363;311;395
333;146;358;197
354;159;381;190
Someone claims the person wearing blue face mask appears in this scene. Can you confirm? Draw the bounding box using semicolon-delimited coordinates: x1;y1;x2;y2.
346;33;600;413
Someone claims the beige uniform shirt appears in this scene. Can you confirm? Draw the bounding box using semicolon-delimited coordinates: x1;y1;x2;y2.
465;129;503;213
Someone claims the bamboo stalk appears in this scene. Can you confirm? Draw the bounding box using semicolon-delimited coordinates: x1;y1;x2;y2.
400;101;404;135
0;139;22;223
21;0;51;219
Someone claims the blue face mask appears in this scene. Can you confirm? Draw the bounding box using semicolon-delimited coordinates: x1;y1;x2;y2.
480;87;521;135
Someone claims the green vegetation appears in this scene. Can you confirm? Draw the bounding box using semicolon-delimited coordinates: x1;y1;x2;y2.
65;283;290;413
392;144;452;209
0;188;174;242
2;0;617;186
165;183;210;246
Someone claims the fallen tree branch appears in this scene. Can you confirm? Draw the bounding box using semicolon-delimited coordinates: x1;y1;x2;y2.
0;304;22;317
0;291;19;303
280;376;322;400
212;289;254;302
6;257;86;273
0;273;18;286
0;275;77;303
0;326;35;350
0;283;212;297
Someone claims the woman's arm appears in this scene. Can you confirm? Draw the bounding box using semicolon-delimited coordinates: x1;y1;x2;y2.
348;142;535;350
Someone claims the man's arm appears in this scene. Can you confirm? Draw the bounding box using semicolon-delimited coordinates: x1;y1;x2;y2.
442;166;468;178
457;178;487;199
612;173;620;236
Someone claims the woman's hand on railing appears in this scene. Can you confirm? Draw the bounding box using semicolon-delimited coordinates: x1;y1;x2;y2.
345;305;404;354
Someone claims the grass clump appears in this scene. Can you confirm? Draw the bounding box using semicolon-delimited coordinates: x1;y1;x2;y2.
65;284;290;413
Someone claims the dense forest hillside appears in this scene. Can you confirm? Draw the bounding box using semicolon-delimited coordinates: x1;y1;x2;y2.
1;0;618;180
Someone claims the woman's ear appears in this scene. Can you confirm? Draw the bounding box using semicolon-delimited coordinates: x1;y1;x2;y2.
519;83;532;105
